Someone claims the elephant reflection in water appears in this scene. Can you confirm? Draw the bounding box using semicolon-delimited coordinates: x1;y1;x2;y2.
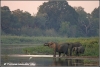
74;59;84;66
50;58;84;66
50;58;73;66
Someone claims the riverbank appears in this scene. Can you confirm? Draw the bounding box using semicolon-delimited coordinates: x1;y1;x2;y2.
1;35;99;57
1;54;99;59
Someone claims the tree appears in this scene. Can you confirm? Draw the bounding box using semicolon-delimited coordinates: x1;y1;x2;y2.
12;9;34;35
37;1;78;31
12;9;33;28
89;6;99;36
75;6;99;37
1;6;12;34
33;13;47;29
91;6;99;18
59;21;77;37
59;21;70;37
74;6;91;36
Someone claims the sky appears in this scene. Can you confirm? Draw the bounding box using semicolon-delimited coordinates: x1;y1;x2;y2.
1;1;99;15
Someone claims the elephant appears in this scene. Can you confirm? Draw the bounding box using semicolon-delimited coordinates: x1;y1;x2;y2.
68;42;82;56
44;42;69;57
72;46;85;56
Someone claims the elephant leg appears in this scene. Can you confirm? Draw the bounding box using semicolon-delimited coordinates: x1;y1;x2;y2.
64;50;68;56
70;48;72;56
66;52;68;56
53;51;56;57
63;53;66;57
75;52;78;56
59;52;61;57
76;51;79;56
77;53;79;56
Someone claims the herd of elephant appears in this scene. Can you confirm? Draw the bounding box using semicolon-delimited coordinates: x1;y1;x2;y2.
44;42;85;57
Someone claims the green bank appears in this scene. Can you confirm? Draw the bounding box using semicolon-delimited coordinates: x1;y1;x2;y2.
1;35;99;57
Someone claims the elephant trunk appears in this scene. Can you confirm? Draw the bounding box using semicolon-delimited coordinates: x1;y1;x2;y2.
44;43;49;46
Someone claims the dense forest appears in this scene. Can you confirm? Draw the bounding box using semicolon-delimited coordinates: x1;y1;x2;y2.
1;1;99;37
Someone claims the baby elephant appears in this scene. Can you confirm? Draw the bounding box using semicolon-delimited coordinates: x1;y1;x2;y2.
73;46;85;56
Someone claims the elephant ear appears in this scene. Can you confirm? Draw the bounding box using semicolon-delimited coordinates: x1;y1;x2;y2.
72;47;75;51
75;47;78;51
50;42;54;45
49;42;56;49
48;42;53;47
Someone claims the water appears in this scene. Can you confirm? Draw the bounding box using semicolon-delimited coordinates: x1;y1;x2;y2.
1;45;99;66
1;44;37;54
1;56;99;66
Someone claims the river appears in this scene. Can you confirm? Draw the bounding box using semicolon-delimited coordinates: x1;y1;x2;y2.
1;45;99;66
1;55;99;66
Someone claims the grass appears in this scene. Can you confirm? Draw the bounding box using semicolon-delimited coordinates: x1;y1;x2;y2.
1;35;70;44
1;35;99;57
23;45;53;55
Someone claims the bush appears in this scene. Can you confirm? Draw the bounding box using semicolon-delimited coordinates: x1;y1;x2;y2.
1;35;99;57
23;45;53;55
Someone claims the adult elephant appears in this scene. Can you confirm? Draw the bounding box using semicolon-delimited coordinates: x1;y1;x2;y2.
44;42;69;57
72;46;85;56
68;42;82;56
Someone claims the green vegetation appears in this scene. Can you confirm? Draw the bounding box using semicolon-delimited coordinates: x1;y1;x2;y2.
22;37;99;57
1;1;99;37
83;59;99;66
23;41;99;57
1;35;72;44
23;45;53;55
2;35;98;57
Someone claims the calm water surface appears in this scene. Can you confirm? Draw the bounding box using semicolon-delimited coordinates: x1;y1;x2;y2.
1;56;99;66
1;45;99;66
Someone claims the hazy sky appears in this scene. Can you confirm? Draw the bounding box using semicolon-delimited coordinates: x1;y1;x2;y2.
1;1;99;15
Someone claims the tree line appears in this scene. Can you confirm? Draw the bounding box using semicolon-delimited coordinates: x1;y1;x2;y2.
1;1;99;37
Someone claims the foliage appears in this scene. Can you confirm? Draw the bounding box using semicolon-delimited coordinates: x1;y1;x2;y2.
1;6;14;34
1;35;69;44
1;35;99;57
91;6;99;18
38;1;78;31
59;22;77;37
22;37;99;57
74;6;99;37
1;1;99;37
23;45;53;55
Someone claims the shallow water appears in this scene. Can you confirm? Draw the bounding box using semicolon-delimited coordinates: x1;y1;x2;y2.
1;45;99;66
1;56;99;66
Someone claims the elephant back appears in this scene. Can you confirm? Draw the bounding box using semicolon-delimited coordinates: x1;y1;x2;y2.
58;43;69;52
71;42;82;48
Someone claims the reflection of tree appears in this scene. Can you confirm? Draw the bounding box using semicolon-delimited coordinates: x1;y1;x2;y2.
51;58;84;66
